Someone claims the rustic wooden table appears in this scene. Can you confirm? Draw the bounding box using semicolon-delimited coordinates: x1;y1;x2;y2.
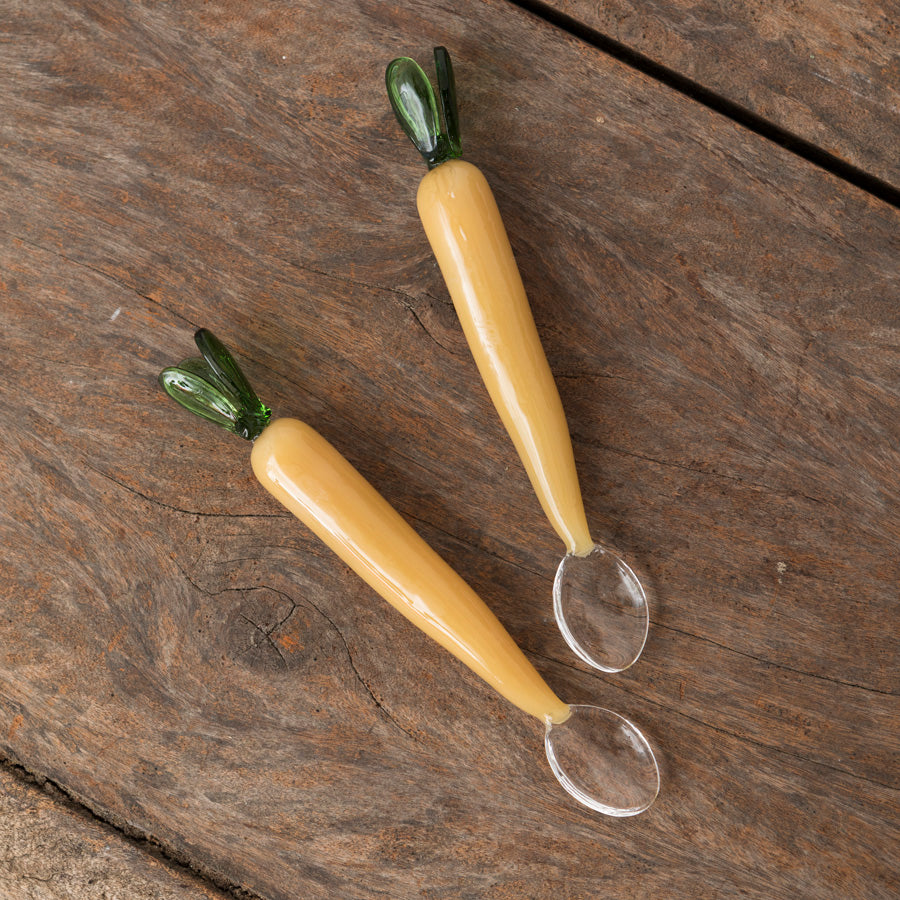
2;2;898;898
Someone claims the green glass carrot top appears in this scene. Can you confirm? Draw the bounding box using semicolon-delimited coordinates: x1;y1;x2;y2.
386;46;461;169
159;329;270;441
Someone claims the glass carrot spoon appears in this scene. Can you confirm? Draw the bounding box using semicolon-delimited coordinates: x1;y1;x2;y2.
158;329;659;816
385;48;650;673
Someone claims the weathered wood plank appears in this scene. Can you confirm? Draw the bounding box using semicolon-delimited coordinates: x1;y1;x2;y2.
532;0;900;190
0;763;230;900
0;1;898;898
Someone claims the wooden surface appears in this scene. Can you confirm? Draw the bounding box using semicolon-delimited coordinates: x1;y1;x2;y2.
0;762;228;900
1;1;898;898
536;0;900;191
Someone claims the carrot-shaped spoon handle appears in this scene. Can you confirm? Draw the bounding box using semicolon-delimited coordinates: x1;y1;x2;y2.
159;330;658;815
386;49;649;673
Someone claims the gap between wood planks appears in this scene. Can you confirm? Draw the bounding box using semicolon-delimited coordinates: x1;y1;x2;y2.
508;0;900;209
0;757;260;900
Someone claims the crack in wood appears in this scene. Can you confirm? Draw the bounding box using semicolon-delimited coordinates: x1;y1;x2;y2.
505;0;900;209
89;466;290;521
555;371;639;383
570;435;828;505
173;566;421;743
0;229;198;329
654;621;899;698
271;250;461;356
276;588;423;744
528;648;899;790
239;614;289;668
0;756;260;900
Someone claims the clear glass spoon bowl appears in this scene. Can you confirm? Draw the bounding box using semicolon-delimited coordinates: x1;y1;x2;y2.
546;704;659;816
554;544;649;672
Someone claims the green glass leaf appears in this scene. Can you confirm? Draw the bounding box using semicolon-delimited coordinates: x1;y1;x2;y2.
158;330;271;441
386;56;444;168
434;47;461;158
386;48;462;169
159;365;243;432
195;329;258;411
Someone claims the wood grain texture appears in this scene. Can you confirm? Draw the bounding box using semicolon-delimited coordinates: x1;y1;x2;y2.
0;1;898;898
0;762;229;900
537;0;900;190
